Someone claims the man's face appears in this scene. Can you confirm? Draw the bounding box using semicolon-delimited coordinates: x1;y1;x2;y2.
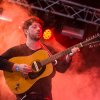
27;21;42;41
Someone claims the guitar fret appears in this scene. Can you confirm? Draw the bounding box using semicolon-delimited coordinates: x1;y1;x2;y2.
41;48;72;66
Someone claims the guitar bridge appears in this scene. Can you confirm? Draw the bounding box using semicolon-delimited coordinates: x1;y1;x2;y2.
15;83;20;91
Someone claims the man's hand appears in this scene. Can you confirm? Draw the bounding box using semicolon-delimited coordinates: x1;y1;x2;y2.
70;47;80;56
12;64;32;77
65;47;80;62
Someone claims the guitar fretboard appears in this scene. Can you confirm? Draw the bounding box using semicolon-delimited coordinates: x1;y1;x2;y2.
40;43;83;66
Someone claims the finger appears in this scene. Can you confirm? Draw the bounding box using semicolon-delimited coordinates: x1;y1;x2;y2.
22;73;29;79
76;48;80;51
24;65;32;70
23;68;32;73
74;47;80;51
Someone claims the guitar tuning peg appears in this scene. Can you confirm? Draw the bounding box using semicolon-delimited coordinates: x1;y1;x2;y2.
97;33;100;37
93;35;96;39
89;45;93;48
92;35;94;38
87;37;90;41
94;34;97;38
93;45;96;47
86;38;88;41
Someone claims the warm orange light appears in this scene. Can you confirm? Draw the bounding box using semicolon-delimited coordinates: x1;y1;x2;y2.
43;29;52;40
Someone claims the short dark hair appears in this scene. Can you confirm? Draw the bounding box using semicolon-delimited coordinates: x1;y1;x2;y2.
22;16;44;30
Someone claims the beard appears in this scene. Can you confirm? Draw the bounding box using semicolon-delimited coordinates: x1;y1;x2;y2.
30;34;41;41
32;37;40;41
27;31;42;41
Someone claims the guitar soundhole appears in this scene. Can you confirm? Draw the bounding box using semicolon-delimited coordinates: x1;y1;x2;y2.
31;61;41;71
28;61;46;79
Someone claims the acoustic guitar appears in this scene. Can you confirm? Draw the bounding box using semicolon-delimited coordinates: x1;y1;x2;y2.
4;34;100;94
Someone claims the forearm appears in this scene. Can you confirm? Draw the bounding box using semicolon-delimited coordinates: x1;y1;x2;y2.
12;63;19;71
54;56;72;73
0;56;14;72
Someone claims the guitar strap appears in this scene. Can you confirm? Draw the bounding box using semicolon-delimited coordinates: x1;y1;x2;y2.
40;42;52;56
40;42;57;65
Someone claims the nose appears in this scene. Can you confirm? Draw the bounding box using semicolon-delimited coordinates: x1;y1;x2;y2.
37;27;42;33
37;27;41;31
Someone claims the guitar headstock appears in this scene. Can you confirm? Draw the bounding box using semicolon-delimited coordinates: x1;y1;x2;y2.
89;41;100;48
81;33;100;48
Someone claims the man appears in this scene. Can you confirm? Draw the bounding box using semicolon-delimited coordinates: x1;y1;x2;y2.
0;16;79;100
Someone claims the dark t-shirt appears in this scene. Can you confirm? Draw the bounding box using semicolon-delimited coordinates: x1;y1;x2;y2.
0;44;70;99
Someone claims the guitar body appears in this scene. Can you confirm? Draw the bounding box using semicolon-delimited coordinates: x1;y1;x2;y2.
4;50;53;94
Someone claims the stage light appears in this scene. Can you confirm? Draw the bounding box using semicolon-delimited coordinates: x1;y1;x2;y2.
43;29;52;40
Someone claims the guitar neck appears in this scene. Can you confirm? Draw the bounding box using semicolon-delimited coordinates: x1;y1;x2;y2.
40;43;83;66
40;33;100;66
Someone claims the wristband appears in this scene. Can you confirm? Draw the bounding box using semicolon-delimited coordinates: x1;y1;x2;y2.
16;66;19;72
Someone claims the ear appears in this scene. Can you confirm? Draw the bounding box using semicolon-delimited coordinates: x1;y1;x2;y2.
24;29;28;36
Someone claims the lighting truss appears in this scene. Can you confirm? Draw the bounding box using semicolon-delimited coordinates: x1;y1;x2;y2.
9;0;100;26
